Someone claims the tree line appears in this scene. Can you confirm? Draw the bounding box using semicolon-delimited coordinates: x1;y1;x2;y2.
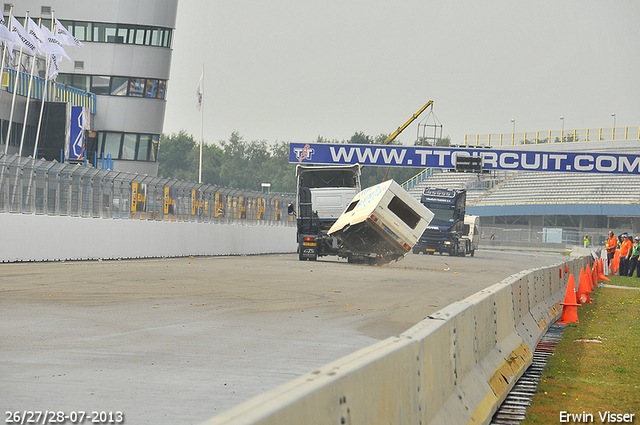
158;130;451;194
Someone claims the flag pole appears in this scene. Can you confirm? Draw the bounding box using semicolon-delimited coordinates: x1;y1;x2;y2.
0;42;6;107
199;63;204;183
5;10;24;155
18;15;40;157
34;14;53;159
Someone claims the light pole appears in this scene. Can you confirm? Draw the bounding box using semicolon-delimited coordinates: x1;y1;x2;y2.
511;119;515;144
560;116;564;142
611;113;616;140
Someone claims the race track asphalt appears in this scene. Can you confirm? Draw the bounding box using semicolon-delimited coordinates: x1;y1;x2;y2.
0;249;566;424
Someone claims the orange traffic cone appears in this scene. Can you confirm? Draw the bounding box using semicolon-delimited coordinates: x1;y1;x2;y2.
558;274;582;324
586;264;595;292
577;268;592;304
612;251;620;275
597;258;611;283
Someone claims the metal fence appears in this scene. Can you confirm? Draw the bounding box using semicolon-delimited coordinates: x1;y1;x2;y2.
480;226;615;247
0;154;295;226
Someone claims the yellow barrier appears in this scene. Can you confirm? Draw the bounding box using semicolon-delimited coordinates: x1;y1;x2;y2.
464;126;640;146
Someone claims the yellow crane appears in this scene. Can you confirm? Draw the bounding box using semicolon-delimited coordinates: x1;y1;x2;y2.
381;100;434;182
382;100;434;145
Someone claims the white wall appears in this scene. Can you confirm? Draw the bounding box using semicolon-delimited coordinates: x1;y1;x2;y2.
0;214;296;262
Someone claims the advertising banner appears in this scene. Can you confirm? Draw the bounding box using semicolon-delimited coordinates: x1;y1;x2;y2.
69;106;89;160
191;190;203;216
164;187;177;215
131;183;147;213
289;142;640;175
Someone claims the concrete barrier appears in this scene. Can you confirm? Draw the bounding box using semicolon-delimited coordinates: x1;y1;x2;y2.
0;213;297;262
202;255;595;425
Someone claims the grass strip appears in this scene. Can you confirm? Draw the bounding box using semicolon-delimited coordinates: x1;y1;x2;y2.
604;273;640;288
523;277;640;424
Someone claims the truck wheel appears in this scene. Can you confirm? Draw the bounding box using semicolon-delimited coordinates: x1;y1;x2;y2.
412;247;420;255
458;241;468;257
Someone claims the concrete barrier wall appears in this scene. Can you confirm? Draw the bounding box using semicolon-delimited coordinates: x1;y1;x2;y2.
203;256;594;425
0;214;297;262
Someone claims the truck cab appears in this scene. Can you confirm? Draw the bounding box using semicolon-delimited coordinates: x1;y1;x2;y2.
413;187;471;256
292;164;361;261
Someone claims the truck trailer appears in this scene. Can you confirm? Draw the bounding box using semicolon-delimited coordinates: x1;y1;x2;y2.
328;180;434;264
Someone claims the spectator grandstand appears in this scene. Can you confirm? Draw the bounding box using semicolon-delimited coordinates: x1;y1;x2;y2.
404;139;640;246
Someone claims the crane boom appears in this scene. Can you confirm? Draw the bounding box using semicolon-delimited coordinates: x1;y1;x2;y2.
383;100;434;145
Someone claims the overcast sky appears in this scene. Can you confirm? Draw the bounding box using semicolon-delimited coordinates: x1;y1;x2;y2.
163;1;640;147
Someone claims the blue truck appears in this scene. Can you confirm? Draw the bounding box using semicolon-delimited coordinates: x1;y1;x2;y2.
413;187;479;257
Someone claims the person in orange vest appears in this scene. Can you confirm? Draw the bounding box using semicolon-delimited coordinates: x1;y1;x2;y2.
619;233;633;276
606;231;618;267
627;236;640;277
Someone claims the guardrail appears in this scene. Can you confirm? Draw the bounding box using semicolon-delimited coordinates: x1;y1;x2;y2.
1;68;97;114
0;154;294;226
401;168;433;191
202;255;594;425
464;126;640;146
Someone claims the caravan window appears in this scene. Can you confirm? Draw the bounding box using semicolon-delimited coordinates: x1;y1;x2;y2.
344;200;359;213
388;196;420;229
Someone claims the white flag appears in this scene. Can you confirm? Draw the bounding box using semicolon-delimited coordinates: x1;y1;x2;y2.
10;16;38;56
54;18;83;47
196;72;204;111
48;53;60;80
27;18;44;50
0;14;16;58
35;20;71;62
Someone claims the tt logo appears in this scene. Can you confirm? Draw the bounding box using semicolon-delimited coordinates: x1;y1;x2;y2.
293;144;314;162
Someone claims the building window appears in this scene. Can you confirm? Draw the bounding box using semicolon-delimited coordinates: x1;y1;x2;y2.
58;74;90;92
72;21;91;42
137;134;151;161
91;76;110;95
55;18;172;48
156;80;166;99
94;132;160;162
121;134;137;160
103;133;122;158
61;74;168;100
144;79;158;98
129;78;145;97
150;135;159;161
135;28;146;45
110;77;128;96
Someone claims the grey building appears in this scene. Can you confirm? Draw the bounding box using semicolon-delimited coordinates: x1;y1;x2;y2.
3;0;179;176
